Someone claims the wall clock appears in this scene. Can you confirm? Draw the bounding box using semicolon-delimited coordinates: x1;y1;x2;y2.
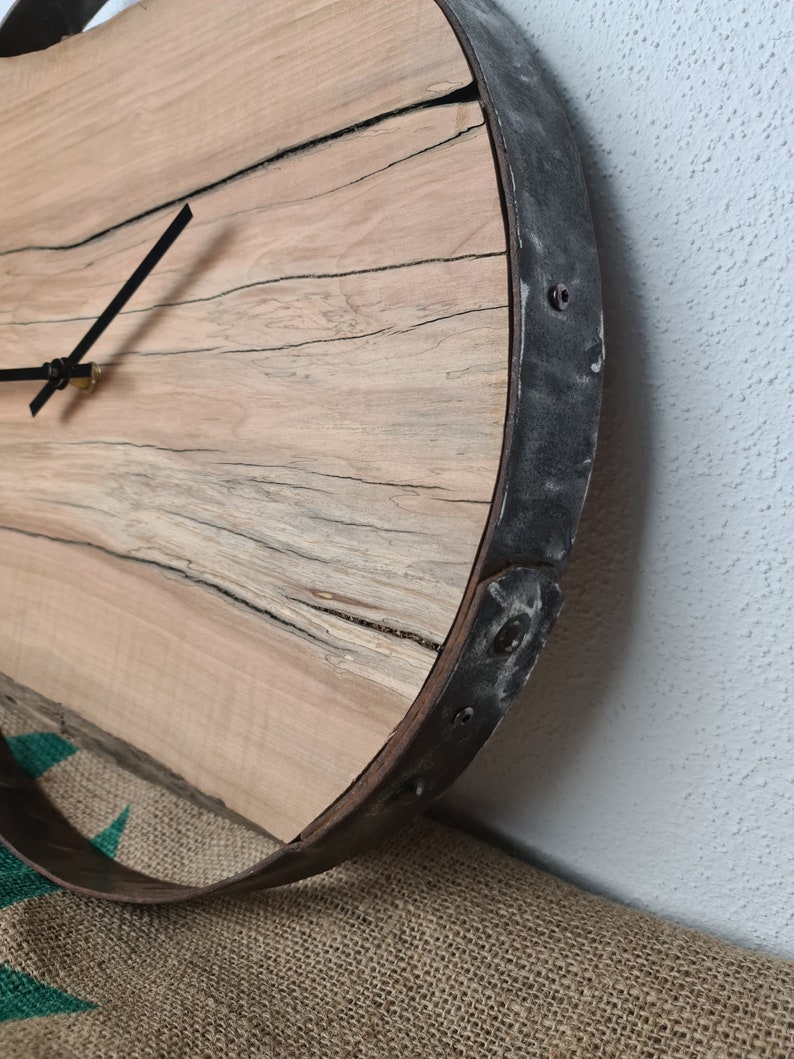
0;0;603;901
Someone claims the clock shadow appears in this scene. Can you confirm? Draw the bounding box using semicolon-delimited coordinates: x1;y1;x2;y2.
56;224;235;425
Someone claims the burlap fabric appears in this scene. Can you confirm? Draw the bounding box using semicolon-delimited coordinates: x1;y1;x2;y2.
1;703;792;1058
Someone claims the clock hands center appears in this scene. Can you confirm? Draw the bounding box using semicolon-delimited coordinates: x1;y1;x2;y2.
27;202;193;418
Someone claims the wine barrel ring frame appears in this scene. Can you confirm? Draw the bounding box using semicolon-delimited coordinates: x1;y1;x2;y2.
0;0;603;902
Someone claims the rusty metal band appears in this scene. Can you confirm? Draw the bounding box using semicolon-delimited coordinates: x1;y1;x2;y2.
0;0;603;902
0;0;106;55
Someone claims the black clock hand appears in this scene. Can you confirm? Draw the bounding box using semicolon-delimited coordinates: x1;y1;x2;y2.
29;202;193;417
0;362;96;383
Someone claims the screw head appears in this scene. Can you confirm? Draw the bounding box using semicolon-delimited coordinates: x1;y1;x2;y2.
550;283;570;311
492;615;529;656
453;706;475;727
392;779;426;805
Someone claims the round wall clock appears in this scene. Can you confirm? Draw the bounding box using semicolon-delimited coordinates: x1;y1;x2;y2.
0;0;603;901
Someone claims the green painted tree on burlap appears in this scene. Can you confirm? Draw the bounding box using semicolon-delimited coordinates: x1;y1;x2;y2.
0;732;129;1023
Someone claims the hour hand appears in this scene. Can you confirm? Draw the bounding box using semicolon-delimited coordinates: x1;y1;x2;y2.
0;360;98;388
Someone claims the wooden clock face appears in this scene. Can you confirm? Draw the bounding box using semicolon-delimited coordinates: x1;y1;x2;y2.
0;0;508;844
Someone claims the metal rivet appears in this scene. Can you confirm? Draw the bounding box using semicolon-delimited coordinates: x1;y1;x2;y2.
549;283;570;311
392;779;425;805
492;616;528;656
453;707;475;727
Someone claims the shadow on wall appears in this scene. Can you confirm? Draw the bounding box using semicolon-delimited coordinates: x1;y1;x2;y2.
444;46;655;847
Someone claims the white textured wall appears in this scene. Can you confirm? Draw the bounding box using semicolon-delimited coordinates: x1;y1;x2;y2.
447;0;794;959
1;0;791;958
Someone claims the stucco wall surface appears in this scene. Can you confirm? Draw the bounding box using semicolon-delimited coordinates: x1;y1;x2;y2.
0;0;791;959
447;0;793;959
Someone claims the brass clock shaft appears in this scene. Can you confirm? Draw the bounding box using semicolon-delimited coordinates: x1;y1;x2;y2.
68;361;102;394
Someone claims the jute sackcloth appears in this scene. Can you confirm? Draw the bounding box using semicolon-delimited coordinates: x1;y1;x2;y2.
0;702;792;1058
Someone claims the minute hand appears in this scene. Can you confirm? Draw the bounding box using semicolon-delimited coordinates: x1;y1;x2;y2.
30;202;193;417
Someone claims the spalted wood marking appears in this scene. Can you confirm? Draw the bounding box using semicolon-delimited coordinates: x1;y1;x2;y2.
0;0;509;839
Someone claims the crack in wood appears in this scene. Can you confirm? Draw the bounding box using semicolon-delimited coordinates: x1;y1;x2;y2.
208;463;460;492
129;302;507;361
311;514;421;536
0;522;330;648
395;302;509;335
2;253;504;333
122;252;503;321
160;461;490;505
59;441;223;454
271;466;476;494
0;518;445;657
0;84;481;259
133;325;391;359
162;510;321;566
289;595;441;653
293;117;485;206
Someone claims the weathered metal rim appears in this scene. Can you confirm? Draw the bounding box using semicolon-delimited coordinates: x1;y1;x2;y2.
0;0;603;901
0;0;106;55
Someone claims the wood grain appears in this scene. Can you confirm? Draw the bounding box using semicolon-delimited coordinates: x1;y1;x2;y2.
0;0;509;840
